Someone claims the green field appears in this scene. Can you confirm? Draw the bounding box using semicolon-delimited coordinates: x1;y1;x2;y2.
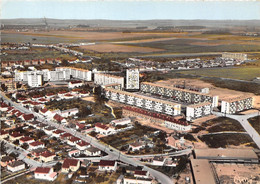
178;67;260;81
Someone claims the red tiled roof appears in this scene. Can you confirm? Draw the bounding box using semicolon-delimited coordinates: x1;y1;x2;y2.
40;108;48;113
34;167;51;174
1;130;8;135
60;133;72;138
32;95;43;99
134;170;147;176
7;107;14;112
38;98;47;102
22;114;34;121
95;123;109;130
1;102;9;108
10;132;23;138
70;81;82;84
58;91;67;94
77;141;89;147
53;129;65;134
53;114;64;121
69;136;80;142
46;93;55;96
40;151;55;158
64;94;73;97
62;158;79;168
30;141;44;147
20;136;34;142
99;160;115;167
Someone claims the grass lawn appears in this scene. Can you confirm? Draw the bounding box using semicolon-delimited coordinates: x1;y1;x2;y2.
248;116;260;135
198;133;257;148
178;67;260;81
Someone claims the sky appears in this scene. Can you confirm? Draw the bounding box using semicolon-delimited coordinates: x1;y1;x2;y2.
1;0;260;20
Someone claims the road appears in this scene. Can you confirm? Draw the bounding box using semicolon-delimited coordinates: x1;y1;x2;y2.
213;111;260;149
1;92;176;184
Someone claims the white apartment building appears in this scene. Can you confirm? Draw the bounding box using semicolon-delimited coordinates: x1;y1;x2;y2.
94;73;124;89
28;72;43;87
126;68;139;90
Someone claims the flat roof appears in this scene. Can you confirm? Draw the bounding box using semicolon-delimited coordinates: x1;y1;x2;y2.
194;149;258;160
141;82;214;97
190;159;216;184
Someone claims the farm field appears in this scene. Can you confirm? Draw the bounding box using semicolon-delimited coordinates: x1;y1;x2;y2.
79;43;164;53
177;67;260;81
1;47;76;61
2;30;183;42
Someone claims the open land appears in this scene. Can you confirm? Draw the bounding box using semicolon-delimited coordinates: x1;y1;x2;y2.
177;67;260;81
213;163;260;184
79;43;164;53
248;116;260;135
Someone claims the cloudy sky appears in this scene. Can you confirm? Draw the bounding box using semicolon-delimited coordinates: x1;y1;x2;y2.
1;0;260;20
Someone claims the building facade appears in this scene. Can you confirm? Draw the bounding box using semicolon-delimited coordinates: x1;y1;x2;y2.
126;68;139;90
140;82;218;107
221;96;253;114
104;88;181;116
94;73;124;89
186;102;212;121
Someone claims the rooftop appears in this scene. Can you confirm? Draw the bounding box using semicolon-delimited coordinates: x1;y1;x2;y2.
190;159;216;184
194;148;258;160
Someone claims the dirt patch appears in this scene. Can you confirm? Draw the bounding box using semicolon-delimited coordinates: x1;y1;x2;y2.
79;43;164;53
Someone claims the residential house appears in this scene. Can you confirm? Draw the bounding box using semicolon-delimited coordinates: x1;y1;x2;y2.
34;167;57;181
44;126;56;135
29;141;44;150
84;146;101;156
10;132;23;141
76;141;90;150
95;123;115;135
67;136;81;146
7;160;25;172
53;114;67;124
110;118;131;126
134;170;150;179
21;114;34;121
129;142;145;152
99;160;117;172
68;81;83;88
60;133;73;140
0;130;9;139
52;130;65;137
61;158;80;173
68;150;81;157
40;151;56;163
1;156;15;167
152;157;165;166
19;136;34;145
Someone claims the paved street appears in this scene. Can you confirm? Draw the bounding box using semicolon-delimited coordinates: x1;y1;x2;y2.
213;111;260;149
1;92;176;184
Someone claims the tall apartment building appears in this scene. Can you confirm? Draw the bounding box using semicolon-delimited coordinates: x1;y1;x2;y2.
94;73;124;89
28;72;43;87
126;68;139;90
56;67;92;81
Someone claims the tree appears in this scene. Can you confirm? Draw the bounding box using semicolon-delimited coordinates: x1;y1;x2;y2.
21;143;29;150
